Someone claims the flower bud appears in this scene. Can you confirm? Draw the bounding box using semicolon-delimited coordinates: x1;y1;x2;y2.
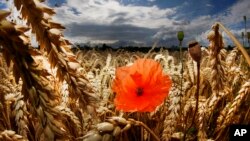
177;31;184;41
188;40;201;62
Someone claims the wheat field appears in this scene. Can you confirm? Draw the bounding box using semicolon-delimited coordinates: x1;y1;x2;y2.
0;0;250;141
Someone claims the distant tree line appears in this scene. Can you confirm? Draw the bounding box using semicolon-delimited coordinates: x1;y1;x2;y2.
71;43;191;53
70;43;243;53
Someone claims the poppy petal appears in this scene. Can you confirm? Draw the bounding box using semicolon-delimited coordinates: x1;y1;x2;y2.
112;58;172;112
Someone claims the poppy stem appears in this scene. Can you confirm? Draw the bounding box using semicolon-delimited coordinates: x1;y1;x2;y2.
128;118;160;141
179;40;184;122
179;40;183;97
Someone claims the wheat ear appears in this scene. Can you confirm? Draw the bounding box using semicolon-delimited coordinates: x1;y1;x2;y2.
0;15;71;140
162;87;181;141
0;130;28;141
14;0;98;107
216;80;250;131
216;22;250;66
207;24;226;96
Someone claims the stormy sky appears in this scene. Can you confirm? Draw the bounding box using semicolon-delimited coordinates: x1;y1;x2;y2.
1;0;250;47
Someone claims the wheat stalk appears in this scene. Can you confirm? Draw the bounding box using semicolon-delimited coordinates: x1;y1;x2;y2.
162;86;181;141
216;80;250;130
197;102;207;141
14;0;97;108
207;24;226;96
2;6;250;140
214;80;250;140
0;15;72;140
216;22;250;66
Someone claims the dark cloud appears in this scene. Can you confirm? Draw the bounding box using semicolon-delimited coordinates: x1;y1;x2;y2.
64;23;157;42
112;17;130;24
53;0;250;46
63;20;210;46
108;12;128;18
109;12;131;24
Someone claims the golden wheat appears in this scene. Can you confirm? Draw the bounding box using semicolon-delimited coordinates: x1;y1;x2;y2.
0;1;250;141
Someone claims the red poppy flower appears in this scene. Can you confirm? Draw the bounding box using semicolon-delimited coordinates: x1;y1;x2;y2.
112;58;172;112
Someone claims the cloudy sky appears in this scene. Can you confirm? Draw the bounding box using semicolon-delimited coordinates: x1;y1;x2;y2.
1;0;250;47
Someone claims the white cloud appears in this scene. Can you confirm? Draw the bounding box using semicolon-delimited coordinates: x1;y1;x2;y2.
52;0;178;43
217;0;250;26
50;0;250;46
54;0;176;29
53;0;218;45
153;15;215;45
203;0;250;46
178;0;250;46
223;28;248;47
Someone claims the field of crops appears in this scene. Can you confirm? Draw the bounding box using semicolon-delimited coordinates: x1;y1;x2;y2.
0;0;250;141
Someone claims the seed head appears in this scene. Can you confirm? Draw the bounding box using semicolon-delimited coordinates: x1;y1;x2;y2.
188;40;201;62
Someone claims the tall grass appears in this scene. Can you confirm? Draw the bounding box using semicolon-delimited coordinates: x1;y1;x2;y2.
0;0;249;141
